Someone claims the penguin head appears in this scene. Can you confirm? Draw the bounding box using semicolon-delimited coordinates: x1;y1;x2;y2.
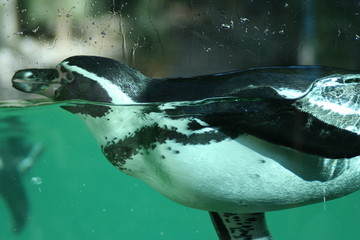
12;55;149;104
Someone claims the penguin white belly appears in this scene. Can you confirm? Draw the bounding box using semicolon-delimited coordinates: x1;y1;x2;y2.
125;136;360;213
80;106;360;213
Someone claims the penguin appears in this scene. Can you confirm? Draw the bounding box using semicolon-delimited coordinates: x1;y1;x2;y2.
11;55;360;239
0;116;42;233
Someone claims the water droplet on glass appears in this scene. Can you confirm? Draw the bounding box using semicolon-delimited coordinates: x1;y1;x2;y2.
32;26;40;33
204;47;211;52
355;34;360;40
31;176;42;185
284;3;289;8
239;18;249;23
279;30;285;35
221;23;231;30
66;13;72;18
101;30;107;35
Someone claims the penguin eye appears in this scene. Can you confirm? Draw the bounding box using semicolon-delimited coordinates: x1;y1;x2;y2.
65;72;74;82
61;72;74;83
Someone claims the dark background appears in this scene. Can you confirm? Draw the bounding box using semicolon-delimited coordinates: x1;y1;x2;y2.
3;0;360;77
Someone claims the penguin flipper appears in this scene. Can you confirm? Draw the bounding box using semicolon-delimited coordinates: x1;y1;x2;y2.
209;212;272;240
17;142;43;173
0;171;28;233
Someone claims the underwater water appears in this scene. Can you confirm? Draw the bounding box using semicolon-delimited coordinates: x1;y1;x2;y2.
0;100;359;240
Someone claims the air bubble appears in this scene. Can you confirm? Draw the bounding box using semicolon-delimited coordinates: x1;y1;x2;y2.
31;176;42;185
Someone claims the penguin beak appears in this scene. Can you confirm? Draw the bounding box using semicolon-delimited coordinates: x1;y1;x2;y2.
12;69;60;98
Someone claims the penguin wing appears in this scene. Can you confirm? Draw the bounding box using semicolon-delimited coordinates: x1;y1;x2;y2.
157;66;360;159
163;96;360;159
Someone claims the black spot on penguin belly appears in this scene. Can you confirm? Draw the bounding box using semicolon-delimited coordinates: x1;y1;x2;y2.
102;124;232;170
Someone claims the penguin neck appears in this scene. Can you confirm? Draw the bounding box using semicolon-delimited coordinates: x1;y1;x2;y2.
102;63;152;103
59;56;153;105
59;73;152;118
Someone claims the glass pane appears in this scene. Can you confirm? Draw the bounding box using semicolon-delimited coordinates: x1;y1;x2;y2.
0;1;359;239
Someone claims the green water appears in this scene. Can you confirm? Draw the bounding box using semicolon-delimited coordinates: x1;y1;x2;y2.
0;102;359;240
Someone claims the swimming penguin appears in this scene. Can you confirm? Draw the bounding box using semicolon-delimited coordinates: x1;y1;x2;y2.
11;55;360;239
0;116;42;233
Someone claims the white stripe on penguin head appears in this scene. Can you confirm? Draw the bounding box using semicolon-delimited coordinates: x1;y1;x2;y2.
59;61;135;104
